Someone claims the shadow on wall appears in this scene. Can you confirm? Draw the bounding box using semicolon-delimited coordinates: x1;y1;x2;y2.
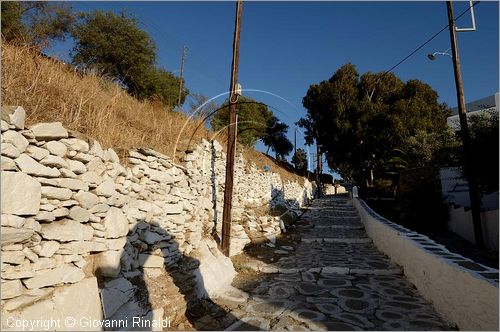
96;221;255;331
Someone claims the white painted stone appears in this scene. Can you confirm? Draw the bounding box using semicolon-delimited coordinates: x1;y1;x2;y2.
1;214;25;228
96;249;124;277
1;171;41;215
29;122;68;140
45;141;67;157
39;241;60;257
1;143;21;158
67;159;87;174
0;227;34;245
138;254;164;268
69;206;91;223
25;145;50;161
1;106;26;129
1;279;24;299
1;156;16;170
14;154;60;177
40;219;93;241
23;264;84;289
41;186;73;200
96;178;116;197
40;154;69;168
104;207;129;238
3;130;29;153
73;191;99;209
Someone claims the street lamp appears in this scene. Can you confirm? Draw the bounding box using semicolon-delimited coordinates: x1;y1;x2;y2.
427;49;452;60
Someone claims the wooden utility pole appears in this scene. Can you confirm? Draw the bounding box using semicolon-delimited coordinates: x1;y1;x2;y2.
293;127;297;169
447;1;484;247
177;45;187;106
221;0;243;257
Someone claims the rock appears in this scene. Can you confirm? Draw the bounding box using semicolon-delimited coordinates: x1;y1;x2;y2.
23;218;41;232
1;156;17;170
165;203;183;214
1;143;21;158
104;148;120;163
138;254;164;268
73;191;99;209
104;207;129;238
100;277;134;318
96;178;116;197
89;140;104;159
3;130;29;153
42;178;88;191
45;141;67;157
69;206;91;223
89;203;109;214
29;122;68;141
1;279;24;299
25;145;50;161
67;159;87;174
105;237;127;250
39;241;60;257
95;249;123;277
61;138;90;152
1;120;8;131
22;247;38;262
79;171;103;186
33;257;57;271
40;219;93;242
60;168;77;178
1;106;26;129
1;227;34;245
41;186;73;200
140;230;163;244
57;241;107;255
15;154;60;177
1;171;41;215
1;215;25;228
2;265;35;280
1;251;25;264
52;207;70;218
23;264;84;289
40;155;69;168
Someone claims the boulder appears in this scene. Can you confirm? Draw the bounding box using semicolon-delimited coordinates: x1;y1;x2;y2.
73;191;99;209
40;219;93;242
29;122;68;141
104;207;129;238
25;145;50;161
45;141;67;157
1;279;24;299
0;227;34;245
41;186;73;200
2;130;29;153
15;154;60;177
1;171;41;215
23;264;84;289
95;249;123;277
1;106;25;129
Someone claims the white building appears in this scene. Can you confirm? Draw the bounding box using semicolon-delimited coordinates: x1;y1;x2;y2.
447;93;499;130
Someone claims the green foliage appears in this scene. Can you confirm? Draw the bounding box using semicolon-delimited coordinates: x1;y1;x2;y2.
262;117;293;159
211;96;273;147
1;1;75;48
71;10;186;106
292;148;308;175
299;63;449;188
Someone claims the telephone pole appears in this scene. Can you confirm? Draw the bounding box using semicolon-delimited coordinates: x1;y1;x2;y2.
447;1;484;247
177;45;187;106
293;127;297;169
221;0;243;257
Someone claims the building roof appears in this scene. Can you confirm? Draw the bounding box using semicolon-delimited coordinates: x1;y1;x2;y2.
449;94;497;116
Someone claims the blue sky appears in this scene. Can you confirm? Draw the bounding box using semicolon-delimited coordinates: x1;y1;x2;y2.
49;1;499;177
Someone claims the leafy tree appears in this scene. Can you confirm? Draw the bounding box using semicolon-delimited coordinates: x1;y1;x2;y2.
71;11;156;98
262;116;293;159
150;68;189;107
299;63;449;188
292;148;308;175
211;96;274;146
1;1;75;48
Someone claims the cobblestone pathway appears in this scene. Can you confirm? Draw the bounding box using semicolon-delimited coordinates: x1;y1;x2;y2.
209;196;453;331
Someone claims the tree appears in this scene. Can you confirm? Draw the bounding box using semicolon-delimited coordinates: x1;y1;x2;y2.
1;2;75;48
150;68;189;107
292;148;308;175
299;63;449;188
211;96;274;146
262;116;293;159
188;93;219;120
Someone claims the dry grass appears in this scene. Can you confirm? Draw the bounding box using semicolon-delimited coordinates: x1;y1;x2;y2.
1;42;303;183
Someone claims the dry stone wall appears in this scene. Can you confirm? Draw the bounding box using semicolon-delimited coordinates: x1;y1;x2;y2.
1;106;313;329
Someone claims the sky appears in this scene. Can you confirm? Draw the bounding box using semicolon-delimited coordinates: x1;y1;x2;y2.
49;1;500;178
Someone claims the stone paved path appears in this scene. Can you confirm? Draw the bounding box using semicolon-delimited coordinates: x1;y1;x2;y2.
210;196;454;331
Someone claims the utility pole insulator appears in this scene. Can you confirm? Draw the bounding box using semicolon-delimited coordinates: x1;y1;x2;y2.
221;0;243;257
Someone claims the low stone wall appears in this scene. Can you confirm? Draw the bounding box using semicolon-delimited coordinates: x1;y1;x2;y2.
353;198;499;331
1;106;313;329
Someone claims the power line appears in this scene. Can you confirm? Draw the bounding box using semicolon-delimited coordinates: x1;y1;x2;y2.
383;1;480;75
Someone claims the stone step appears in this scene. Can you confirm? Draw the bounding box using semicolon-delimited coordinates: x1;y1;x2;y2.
301;238;372;244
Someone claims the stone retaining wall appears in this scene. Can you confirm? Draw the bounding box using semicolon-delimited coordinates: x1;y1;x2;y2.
353;198;499;331
1;106;313;329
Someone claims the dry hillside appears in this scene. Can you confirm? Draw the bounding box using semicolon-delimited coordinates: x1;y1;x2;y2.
1;43;303;183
